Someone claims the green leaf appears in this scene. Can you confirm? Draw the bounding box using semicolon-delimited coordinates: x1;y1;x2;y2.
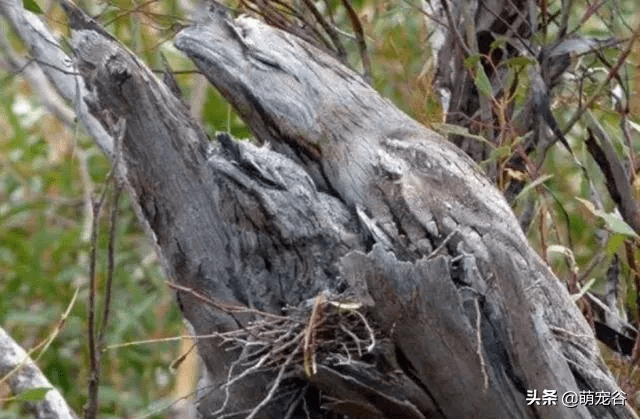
501;56;536;68
576;198;639;238
6;307;58;326
503;68;516;92
601;213;639;238
572;277;597;302
490;37;508;50
514;174;553;201
490;145;511;160
23;0;43;14
431;123;493;146
628;119;640;135
473;63;493;98
16;387;51;401
547;244;577;274
606;234;627;256
463;54;482;69
576;197;598;215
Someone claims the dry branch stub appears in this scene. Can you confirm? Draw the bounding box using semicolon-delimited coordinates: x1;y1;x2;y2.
60;0;635;417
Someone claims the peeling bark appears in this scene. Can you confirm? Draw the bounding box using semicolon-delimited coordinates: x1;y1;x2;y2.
13;1;633;417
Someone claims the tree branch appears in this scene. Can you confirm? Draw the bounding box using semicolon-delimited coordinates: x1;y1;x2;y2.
0;327;78;419
0;0;113;155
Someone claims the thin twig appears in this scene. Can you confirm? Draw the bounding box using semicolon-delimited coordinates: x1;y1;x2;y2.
439;0;472;56
341;0;371;83
562;23;640;135
85;193;106;419
301;0;347;62
212;351;247;416
85;117;126;419
427;228;459;259
351;309;376;352
283;385;308;419
558;0;574;37
0;289;79;386
167;282;287;326
474;298;489;390
245;342;301;419
98;184;122;345
339;324;362;357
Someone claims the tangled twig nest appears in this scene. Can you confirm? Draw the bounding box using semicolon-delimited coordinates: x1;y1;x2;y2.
169;283;379;418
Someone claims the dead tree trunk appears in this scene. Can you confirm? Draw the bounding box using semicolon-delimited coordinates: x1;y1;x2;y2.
57;1;634;418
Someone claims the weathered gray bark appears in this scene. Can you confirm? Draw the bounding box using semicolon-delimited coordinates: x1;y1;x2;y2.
50;1;635;418
423;0;640;357
0;327;78;419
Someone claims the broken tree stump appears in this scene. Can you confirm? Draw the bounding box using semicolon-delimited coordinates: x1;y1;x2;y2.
57;1;633;418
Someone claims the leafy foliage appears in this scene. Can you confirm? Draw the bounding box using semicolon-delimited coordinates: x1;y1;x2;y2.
0;5;187;415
